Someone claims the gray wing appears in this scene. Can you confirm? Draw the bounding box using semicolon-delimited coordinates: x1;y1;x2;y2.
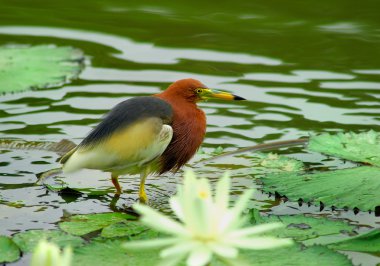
60;96;173;173
80;96;173;148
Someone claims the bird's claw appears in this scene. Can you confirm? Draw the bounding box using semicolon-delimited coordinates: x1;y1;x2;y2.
139;189;148;204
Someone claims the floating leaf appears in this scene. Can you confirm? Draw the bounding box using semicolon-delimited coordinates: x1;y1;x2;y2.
59;213;136;236
73;239;159;266
261;166;380;211
328;230;380;253
238;245;351;266
0;45;84;93
250;210;355;241
100;221;151;238
12;230;84;253
73;238;351;266
0;236;20;263
308;131;380;167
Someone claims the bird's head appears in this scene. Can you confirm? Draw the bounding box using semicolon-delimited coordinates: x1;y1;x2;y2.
162;78;246;103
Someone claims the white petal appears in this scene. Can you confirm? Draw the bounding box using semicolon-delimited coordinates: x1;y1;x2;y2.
231;189;254;217
60;246;72;266
197;178;212;199
229;237;293;250
170;197;185;221
209;243;238;258
31;240;61;266
219;189;253;233
217;211;238;234
187;197;212;236
183;170;197;197
157;254;187;266
186;247;212;266
160;241;197;258
227;223;283;238
123;238;179;250
134;204;189;236
215;172;230;210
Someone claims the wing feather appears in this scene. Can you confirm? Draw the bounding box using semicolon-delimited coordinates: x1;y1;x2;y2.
60;96;173;174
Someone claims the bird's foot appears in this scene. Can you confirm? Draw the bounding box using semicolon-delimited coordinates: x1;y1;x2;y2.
110;193;121;211
139;189;148;204
111;174;123;195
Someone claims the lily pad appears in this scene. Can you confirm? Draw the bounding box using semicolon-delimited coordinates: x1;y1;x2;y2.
0;236;20;263
101;222;149;238
308;131;380;167
73;239;159;266
239;245;351;266
59;212;137;236
328;230;380;253
12;230;84;252
261;166;380;211
250;210;355;241
0;45;84;93
73;238;351;266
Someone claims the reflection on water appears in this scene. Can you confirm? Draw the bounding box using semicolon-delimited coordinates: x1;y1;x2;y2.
0;26;282;66
0;2;379;264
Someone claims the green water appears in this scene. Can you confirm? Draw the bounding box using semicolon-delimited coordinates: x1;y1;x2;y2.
0;1;379;265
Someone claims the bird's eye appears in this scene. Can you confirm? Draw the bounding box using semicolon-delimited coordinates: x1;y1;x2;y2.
196;88;203;94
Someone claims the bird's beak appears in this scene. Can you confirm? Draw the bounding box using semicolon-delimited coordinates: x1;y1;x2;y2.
199;88;246;101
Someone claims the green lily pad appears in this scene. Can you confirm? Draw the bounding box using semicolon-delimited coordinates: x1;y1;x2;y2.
12;230;84;253
73;239;160;266
59;212;137;236
250;210;355;241
328;230;380;253
73;238;351;266
261;166;380;211
0;236;20;263
0;45;84;93
238;245;351;266
101;222;150;238
308;131;380;167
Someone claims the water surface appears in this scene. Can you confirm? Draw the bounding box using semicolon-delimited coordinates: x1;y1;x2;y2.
0;1;379;265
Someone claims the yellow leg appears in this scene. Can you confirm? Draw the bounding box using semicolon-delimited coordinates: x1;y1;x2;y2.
139;168;149;203
111;173;122;195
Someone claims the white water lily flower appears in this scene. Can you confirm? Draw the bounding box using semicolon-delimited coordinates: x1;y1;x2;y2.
123;170;292;266
30;240;72;266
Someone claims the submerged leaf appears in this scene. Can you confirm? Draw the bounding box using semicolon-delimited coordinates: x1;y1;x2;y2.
261;166;380;211
0;236;20;263
12;230;84;253
59;213;136;236
249;152;305;174
0;138;76;155
0;45;84;93
308;131;380;167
